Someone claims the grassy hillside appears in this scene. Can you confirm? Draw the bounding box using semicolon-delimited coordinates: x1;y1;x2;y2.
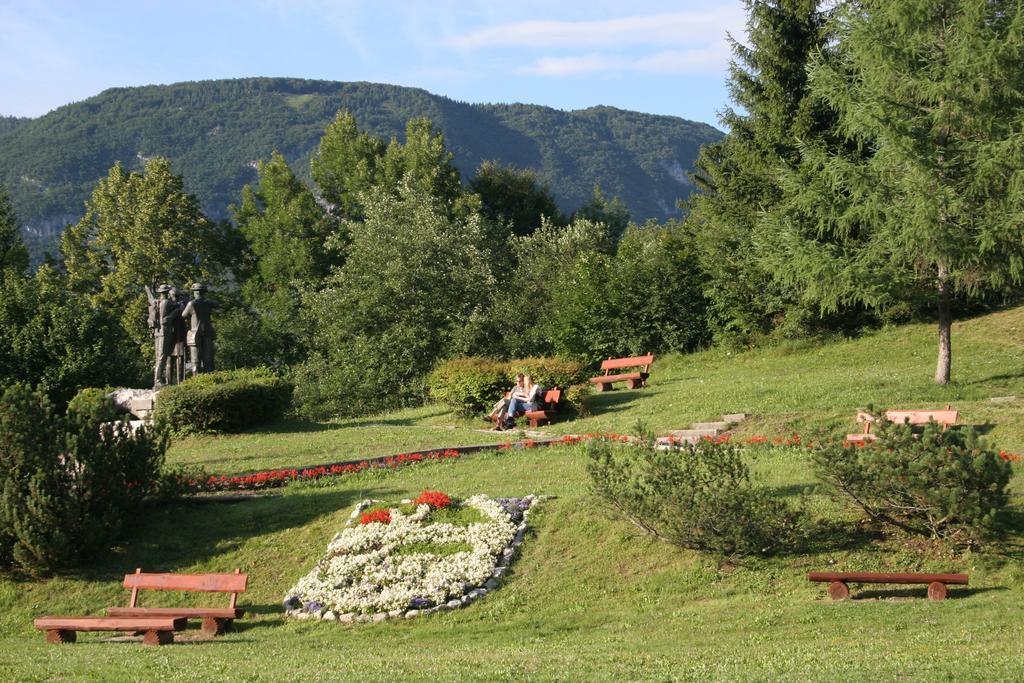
0;78;722;258
1;306;1022;681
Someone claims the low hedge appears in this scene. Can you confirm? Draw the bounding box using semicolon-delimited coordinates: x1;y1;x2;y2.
427;356;588;416
153;368;293;436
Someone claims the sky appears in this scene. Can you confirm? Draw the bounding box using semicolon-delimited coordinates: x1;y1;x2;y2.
0;0;746;127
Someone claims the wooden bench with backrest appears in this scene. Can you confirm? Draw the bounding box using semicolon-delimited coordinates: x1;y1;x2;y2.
589;354;654;392
523;388;562;428
33;616;187;645
846;406;958;443
104;568;247;636
808;570;968;600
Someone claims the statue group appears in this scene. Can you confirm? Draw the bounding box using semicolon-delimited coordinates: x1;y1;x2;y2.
146;283;220;388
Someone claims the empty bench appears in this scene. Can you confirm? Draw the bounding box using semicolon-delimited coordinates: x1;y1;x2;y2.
523;388;562;428
846;406;958;443
104;568;247;636
808;571;968;600
589;354;654;392
34;616;187;646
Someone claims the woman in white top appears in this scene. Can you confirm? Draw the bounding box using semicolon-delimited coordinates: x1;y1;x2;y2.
505;374;542;427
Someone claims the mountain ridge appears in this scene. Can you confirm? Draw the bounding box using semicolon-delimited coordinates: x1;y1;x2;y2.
0;77;722;255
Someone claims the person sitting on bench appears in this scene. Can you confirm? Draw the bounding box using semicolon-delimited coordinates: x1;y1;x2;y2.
504;374;542;430
487;373;525;427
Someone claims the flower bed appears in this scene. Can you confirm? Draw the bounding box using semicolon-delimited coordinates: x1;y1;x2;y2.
283;492;539;622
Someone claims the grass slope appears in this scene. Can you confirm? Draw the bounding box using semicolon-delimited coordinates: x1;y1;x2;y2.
3;306;1024;681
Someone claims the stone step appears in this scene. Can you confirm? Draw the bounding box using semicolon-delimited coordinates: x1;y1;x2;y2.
691;421;730;431
669;428;719;440
721;413;748;423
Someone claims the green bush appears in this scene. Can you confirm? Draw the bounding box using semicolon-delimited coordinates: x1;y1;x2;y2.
154;368;293;435
66;386;120;423
585;437;801;561
427;357;510;416
564;383;595;418
427;356;588;416
0;383;167;573
812;421;1012;546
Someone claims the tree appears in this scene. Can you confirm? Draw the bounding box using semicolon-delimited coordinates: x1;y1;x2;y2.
687;0;839;345
572;185;630;242
60;158;230;348
233;151;339;366
0;184;28;275
0;266;143;404
310;111;386;220
295;182;493;417
379;118;465;210
774;0;1024;383
469;161;564;238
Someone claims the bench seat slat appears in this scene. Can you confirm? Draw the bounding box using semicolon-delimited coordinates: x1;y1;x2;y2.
589;372;644;384
600;354;654;371
106;607;244;619
123;572;248;593
34;616;187;631
807;571;968;585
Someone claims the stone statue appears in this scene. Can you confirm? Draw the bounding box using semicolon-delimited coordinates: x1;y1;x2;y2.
167;286;188;384
151;284;184;388
181;283;219;376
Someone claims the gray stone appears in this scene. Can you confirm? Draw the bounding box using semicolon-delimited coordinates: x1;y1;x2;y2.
387;610;402;619
476;587;488;597
355;614;373;623
371;613;387;623
722;413;748;423
322;611;337;621
485;578;500;590
296;612;312;620
404;610;419;619
460;595;474;606
446;599;461;609
513;529;526;544
468;589;484;599
990;396;1018;403
493;566;508;579
691;421;730;431
338;613;355;624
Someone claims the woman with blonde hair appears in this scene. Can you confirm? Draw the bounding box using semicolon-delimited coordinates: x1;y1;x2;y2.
504;373;542;429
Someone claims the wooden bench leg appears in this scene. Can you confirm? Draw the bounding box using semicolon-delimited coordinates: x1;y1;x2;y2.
142;630;173;646
927;581;947;601
201;616;228;636
627;378;642;389
827;581;850;600
45;629;76;644
595;382;611;392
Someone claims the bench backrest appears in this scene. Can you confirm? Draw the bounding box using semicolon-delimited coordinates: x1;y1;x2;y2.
543;388;561;407
600;354;654;373
856;407;957;434
124;568;248;608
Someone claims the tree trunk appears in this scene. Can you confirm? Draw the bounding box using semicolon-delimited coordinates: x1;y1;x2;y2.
934;264;951;385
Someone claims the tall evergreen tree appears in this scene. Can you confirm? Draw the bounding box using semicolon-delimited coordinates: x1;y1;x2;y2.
688;0;837;344
0;184;29;275
232;151;338;364
772;0;1024;383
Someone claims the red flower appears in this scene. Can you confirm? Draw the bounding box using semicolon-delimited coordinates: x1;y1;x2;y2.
414;490;452;509
360;509;392;525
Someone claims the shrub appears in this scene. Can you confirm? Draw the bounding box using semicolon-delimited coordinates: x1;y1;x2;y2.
66;386;120;423
0;383;167;573
154;367;293;435
564;383;595;418
812;421;1012;546
426;357;510;416
428;355;588;416
507;356;588;391
585;437;801;561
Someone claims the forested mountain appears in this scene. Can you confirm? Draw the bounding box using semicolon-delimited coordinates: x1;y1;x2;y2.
0;78;721;257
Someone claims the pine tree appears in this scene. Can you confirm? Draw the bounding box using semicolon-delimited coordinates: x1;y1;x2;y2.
688;0;837;344
233;151;338;364
776;0;1024;383
310;111;385;220
0;184;29;275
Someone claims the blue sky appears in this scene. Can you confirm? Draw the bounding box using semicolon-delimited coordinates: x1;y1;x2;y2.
0;0;746;127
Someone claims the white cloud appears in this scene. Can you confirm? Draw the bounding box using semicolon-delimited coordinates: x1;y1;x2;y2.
519;42;732;77
448;8;745;50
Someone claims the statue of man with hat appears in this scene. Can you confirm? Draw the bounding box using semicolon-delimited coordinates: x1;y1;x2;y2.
151;284;183;388
181;283;220;376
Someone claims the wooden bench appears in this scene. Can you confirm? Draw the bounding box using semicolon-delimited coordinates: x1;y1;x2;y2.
846;406;958;443
104;568;247;636
589;354;654;392
523;388;563;428
808;571;968;600
34;616;187;645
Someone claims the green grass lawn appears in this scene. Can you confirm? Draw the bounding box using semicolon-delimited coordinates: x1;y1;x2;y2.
3;306;1024;681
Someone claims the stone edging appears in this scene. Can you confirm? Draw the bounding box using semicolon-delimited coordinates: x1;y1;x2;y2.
285;494;545;624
